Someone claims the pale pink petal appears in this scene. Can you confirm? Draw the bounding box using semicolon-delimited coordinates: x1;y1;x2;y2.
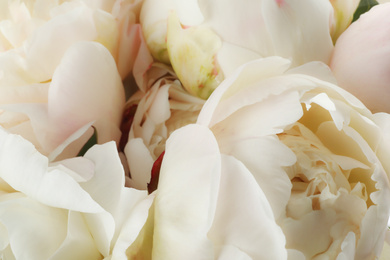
132;24;154;92
48;41;125;148
25;3;98;81
330;3;390;113
116;16;140;79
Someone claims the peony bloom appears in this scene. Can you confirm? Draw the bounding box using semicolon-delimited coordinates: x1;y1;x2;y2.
122;62;205;190
330;3;390;113
195;57;390;258
139;0;356;99
126;57;390;258
0;0;142;160
0;126;148;259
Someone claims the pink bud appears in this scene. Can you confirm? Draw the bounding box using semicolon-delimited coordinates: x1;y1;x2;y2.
330;3;390;113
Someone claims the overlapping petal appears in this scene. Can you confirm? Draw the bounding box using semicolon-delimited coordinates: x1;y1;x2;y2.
0;127;148;259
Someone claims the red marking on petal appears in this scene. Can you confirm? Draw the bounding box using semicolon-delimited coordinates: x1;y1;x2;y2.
119;104;138;152
276;0;284;7
212;56;219;76
147;151;165;194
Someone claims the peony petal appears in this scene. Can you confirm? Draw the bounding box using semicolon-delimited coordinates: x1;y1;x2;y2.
261;0;334;66
198;0;333;67
209;155;287;259
82;141;126;214
153;124;221;259
125;138;155;190
211;90;304;141
82;211;114;257
174;0;204;26
224;136;295;220
48;41;125;147
112;193;154;259
372;112;390;179
282;209;337;259
25;3;98;81
216;42;262;77
0;82;49;104
48;122;94;161
336;232;356;260
110;188;149;251
49;211;102;260
166;12;223;99
0;103;51;151
330;3;390;113
0;197;67;260
286;61;338;85
80;142;130;256
217;245;252;260
0;222;9;251
0;50;30;88
131;27;154;92
0;127;102;212
140;0;175;63
380;239;390;260
197;57;293;127
49;156;95;183
287;249;305;260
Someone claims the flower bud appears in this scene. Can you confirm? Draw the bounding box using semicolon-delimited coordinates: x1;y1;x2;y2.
330;3;390;113
167;13;224;99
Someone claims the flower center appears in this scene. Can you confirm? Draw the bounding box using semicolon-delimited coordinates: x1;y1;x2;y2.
278;123;370;258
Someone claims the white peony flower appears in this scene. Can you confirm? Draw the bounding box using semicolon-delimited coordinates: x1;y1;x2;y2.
194;56;390;259
0;126;148;259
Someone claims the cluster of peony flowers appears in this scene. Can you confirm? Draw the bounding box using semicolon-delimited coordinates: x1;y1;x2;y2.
0;0;390;259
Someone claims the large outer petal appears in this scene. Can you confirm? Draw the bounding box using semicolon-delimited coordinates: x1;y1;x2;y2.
152;124;221;260
25;2;98;82
48;41;125;148
209;154;287;259
196;0;334;67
